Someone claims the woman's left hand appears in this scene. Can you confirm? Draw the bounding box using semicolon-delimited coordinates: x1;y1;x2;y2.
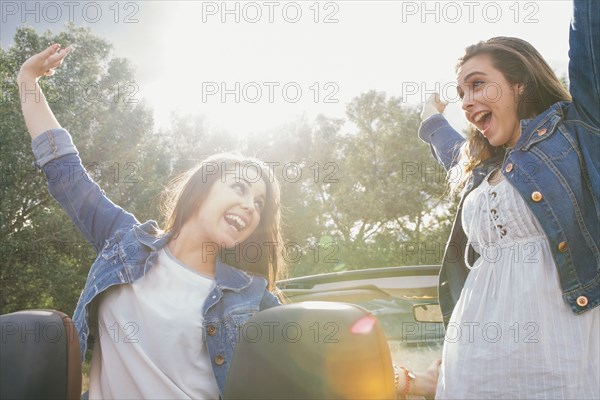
412;358;441;399
421;93;448;121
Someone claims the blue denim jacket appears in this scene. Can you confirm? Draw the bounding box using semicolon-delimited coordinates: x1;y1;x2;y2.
31;129;280;396
418;0;599;325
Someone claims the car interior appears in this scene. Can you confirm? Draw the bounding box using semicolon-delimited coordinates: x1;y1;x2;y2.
1;303;398;400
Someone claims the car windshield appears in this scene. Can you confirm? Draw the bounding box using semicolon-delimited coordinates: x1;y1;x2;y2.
278;265;444;372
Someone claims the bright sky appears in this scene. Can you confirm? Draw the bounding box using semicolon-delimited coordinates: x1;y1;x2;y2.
1;1;573;135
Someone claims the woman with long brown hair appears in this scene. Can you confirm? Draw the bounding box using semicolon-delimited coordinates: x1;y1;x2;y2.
418;1;599;398
17;45;285;399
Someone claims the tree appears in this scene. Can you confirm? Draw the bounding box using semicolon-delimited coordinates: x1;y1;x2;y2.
271;92;454;274
1;27;454;315
242;91;454;275
0;25;157;313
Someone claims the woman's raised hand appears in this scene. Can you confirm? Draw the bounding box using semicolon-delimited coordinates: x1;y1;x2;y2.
18;43;73;82
17;44;73;139
421;93;448;121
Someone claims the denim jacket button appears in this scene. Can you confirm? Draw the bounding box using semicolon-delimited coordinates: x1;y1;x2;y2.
531;191;543;202
576;296;588;307
558;241;569;252
214;354;225;366
536;128;547;136
505;163;514;173
207;325;218;336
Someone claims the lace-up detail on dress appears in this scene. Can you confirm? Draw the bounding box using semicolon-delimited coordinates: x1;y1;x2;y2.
461;173;546;257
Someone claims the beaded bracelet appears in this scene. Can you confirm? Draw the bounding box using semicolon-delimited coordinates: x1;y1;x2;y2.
393;364;416;399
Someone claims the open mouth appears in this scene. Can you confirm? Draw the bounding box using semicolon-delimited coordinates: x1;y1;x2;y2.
472;111;492;135
224;213;247;232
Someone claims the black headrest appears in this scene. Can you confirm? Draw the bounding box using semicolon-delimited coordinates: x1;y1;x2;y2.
223;302;396;400
0;310;81;399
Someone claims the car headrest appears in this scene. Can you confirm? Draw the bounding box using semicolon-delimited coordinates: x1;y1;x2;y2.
223;302;396;400
0;309;82;399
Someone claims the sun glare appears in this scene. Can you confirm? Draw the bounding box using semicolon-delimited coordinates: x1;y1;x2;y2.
131;1;571;137
145;2;331;136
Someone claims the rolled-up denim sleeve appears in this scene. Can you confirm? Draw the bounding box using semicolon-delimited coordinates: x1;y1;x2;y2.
31;128;78;168
569;0;600;128
31;128;138;252
418;114;465;171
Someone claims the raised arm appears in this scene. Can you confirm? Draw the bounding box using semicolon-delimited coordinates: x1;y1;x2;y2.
17;44;138;251
17;44;71;139
569;0;600;127
418;94;465;172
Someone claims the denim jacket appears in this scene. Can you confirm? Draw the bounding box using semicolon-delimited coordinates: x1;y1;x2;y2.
31;129;280;396
418;0;599;325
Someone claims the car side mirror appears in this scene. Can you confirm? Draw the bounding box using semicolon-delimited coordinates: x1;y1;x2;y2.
412;303;443;323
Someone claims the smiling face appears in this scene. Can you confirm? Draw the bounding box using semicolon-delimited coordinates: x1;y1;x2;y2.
457;54;524;148
163;155;284;284
189;175;267;249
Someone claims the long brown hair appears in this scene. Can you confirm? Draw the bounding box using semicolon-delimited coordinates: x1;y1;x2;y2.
161;153;286;289
452;36;571;193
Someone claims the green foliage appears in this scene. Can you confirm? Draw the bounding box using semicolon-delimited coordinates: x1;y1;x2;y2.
270;91;453;275
1;25;158;314
1;26;453;314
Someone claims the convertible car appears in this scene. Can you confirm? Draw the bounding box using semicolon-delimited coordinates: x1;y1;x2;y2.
0;265;444;399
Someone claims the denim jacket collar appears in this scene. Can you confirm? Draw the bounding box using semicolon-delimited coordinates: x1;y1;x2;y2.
462;152;506;195
134;220;170;250
215;258;254;291
133;220;253;291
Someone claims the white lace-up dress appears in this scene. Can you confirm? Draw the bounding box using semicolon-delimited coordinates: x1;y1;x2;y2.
435;171;599;399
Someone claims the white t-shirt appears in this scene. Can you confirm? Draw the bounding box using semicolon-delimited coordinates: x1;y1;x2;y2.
89;248;219;399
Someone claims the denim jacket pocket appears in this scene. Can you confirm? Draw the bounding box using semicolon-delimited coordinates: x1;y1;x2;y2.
527;127;576;162
99;230;147;284
224;309;259;344
100;234;140;262
101;238;119;260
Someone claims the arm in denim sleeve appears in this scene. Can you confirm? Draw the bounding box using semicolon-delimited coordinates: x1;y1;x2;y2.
569;0;600;127
418;114;465;172
32;128;138;252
